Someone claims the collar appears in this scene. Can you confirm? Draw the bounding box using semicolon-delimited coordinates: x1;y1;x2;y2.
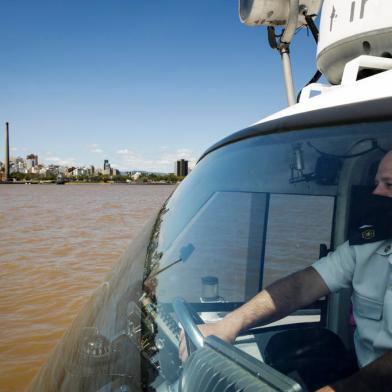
376;240;392;256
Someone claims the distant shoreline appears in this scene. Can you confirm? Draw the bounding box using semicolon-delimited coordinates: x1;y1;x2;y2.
0;181;177;185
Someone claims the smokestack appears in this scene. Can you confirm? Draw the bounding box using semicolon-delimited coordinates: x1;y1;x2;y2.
5;122;9;181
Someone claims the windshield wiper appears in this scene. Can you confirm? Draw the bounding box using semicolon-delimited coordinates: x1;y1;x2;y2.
144;243;195;281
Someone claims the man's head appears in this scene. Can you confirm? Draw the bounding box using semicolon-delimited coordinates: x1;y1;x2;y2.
373;151;392;198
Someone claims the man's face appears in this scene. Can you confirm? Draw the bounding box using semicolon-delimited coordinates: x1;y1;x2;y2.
373;151;392;198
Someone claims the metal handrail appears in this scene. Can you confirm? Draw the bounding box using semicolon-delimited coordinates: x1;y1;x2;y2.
173;297;204;352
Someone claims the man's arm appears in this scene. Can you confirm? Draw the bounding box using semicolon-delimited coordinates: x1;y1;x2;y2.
179;266;330;361
226;266;330;334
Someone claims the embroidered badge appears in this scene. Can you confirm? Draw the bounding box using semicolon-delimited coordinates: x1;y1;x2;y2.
361;228;376;240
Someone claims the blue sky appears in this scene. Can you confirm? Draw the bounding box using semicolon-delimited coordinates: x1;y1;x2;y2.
0;0;319;173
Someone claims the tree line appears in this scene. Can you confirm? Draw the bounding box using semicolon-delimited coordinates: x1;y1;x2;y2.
9;172;184;183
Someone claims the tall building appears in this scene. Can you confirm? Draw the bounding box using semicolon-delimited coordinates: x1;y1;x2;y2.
104;159;111;169
103;159;111;176
26;154;38;171
175;159;189;177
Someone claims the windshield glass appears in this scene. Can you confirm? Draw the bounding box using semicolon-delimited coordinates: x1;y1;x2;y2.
30;120;392;391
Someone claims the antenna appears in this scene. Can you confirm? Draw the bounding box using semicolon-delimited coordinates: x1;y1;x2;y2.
239;0;322;106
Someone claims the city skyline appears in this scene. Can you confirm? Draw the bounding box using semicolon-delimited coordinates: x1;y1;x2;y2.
2;126;190;178
2;122;184;174
0;1;319;172
2;148;186;176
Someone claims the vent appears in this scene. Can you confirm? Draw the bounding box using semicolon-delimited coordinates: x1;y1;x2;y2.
179;336;302;392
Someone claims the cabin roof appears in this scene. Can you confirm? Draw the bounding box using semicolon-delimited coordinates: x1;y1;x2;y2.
199;70;392;162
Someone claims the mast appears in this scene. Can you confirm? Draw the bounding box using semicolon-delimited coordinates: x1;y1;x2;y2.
278;0;299;106
238;0;322;107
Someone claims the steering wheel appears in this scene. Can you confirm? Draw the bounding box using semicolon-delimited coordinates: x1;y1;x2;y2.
173;297;204;356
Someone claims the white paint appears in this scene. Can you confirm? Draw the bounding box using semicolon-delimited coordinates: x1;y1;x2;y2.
341;55;392;85
239;0;322;27
317;0;392;83
318;0;392;54
255;66;392;124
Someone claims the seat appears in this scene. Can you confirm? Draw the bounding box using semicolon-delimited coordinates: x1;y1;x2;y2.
263;327;358;391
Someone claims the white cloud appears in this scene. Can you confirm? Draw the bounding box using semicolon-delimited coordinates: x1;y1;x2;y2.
116;148;134;155
158;148;196;165
113;147;197;173
44;156;77;167
88;144;103;154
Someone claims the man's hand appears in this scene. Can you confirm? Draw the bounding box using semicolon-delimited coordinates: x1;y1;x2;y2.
178;267;329;363
316;386;335;392
179;319;238;363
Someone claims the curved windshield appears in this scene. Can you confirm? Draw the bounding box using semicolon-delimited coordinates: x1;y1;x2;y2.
152;123;390;301
29;120;392;391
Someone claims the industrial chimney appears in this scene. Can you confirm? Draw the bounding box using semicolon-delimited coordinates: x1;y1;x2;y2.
5;122;10;181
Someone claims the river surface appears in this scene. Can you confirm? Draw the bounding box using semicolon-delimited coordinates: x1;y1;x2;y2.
0;184;334;391
0;184;175;391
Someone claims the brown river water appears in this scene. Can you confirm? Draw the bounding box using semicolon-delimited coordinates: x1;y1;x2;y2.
0;184;175;391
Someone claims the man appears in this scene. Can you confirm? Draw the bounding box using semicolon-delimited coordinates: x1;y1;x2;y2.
180;150;392;392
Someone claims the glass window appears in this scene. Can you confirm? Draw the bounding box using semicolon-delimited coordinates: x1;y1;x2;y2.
155;191;268;303
263;194;335;287
151;122;391;305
